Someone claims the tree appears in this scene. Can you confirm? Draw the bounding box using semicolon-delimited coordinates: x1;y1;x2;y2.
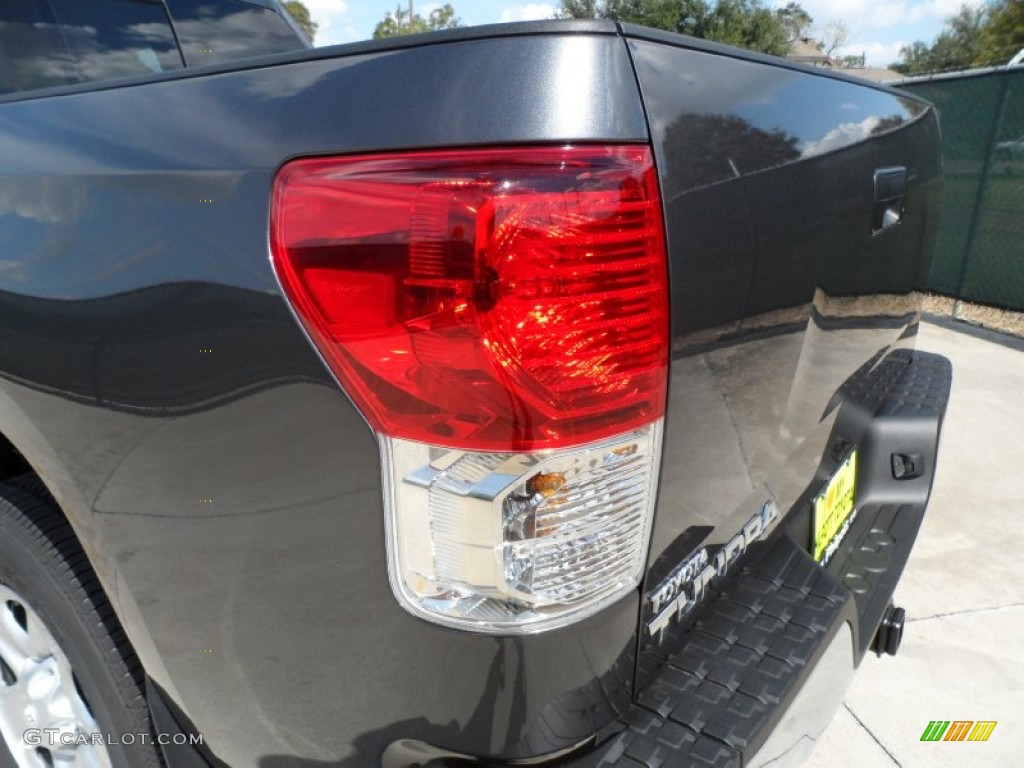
976;0;1024;67
559;0;600;16
373;3;462;39
710;0;789;56
891;41;935;75
818;20;850;58
775;2;812;42
889;2;1019;75
283;1;318;42
557;0;800;56
603;0;684;32
940;5;987;66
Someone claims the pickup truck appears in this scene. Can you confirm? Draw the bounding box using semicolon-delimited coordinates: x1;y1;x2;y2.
0;3;951;767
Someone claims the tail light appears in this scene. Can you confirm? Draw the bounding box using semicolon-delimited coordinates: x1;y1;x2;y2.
271;145;668;632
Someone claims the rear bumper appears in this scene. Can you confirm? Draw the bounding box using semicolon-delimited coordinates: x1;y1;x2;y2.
568;535;856;767
561;348;952;767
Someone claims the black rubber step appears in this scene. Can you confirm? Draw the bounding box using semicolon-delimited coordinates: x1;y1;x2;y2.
825;501;923;656
565;537;852;767
821;348;951;654
827;348;951;421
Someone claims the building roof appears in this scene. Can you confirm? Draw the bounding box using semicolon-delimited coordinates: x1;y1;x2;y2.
840;67;904;83
787;38;834;66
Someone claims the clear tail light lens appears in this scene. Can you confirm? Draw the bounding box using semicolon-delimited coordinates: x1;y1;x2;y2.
271;145;668;632
385;423;662;631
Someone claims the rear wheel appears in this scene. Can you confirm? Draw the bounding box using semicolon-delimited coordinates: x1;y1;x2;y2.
0;479;161;767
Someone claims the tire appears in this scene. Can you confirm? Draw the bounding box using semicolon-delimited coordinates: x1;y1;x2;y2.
0;477;162;768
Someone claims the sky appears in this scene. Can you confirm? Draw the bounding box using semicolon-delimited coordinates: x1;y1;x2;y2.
301;0;986;68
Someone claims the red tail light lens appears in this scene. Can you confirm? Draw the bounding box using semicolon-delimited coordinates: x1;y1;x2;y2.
271;145;668;451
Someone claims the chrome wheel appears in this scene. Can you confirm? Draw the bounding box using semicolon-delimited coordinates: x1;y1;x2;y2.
0;584;112;768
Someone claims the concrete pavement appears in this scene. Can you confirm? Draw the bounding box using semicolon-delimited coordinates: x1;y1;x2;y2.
806;320;1024;767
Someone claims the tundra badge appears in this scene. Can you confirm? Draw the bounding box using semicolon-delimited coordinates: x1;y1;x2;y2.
647;500;779;639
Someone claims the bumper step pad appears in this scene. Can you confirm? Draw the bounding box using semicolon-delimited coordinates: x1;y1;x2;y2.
827;501;922;655
568;538;852;767
826;348;951;654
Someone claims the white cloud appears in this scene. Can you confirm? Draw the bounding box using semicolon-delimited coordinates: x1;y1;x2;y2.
835;39;908;67
500;4;557;23
915;0;986;21
785;0;986;30
302;0;360;46
302;0;348;12
802;115;882;157
799;0;904;30
869;2;906;27
784;0;873;22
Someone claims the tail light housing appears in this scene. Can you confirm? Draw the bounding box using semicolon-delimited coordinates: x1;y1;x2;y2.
272;145;668;632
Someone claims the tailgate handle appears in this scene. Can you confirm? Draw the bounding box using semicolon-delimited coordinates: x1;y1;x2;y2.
873;166;906;233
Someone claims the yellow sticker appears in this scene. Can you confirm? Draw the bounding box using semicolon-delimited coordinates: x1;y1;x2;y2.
813;451;857;564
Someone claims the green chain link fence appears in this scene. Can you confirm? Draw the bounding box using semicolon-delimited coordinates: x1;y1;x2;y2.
899;68;1024;310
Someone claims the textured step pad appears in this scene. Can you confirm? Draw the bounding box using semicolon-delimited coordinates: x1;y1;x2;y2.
825;501;923;655
566;539;849;767
829;348;951;420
